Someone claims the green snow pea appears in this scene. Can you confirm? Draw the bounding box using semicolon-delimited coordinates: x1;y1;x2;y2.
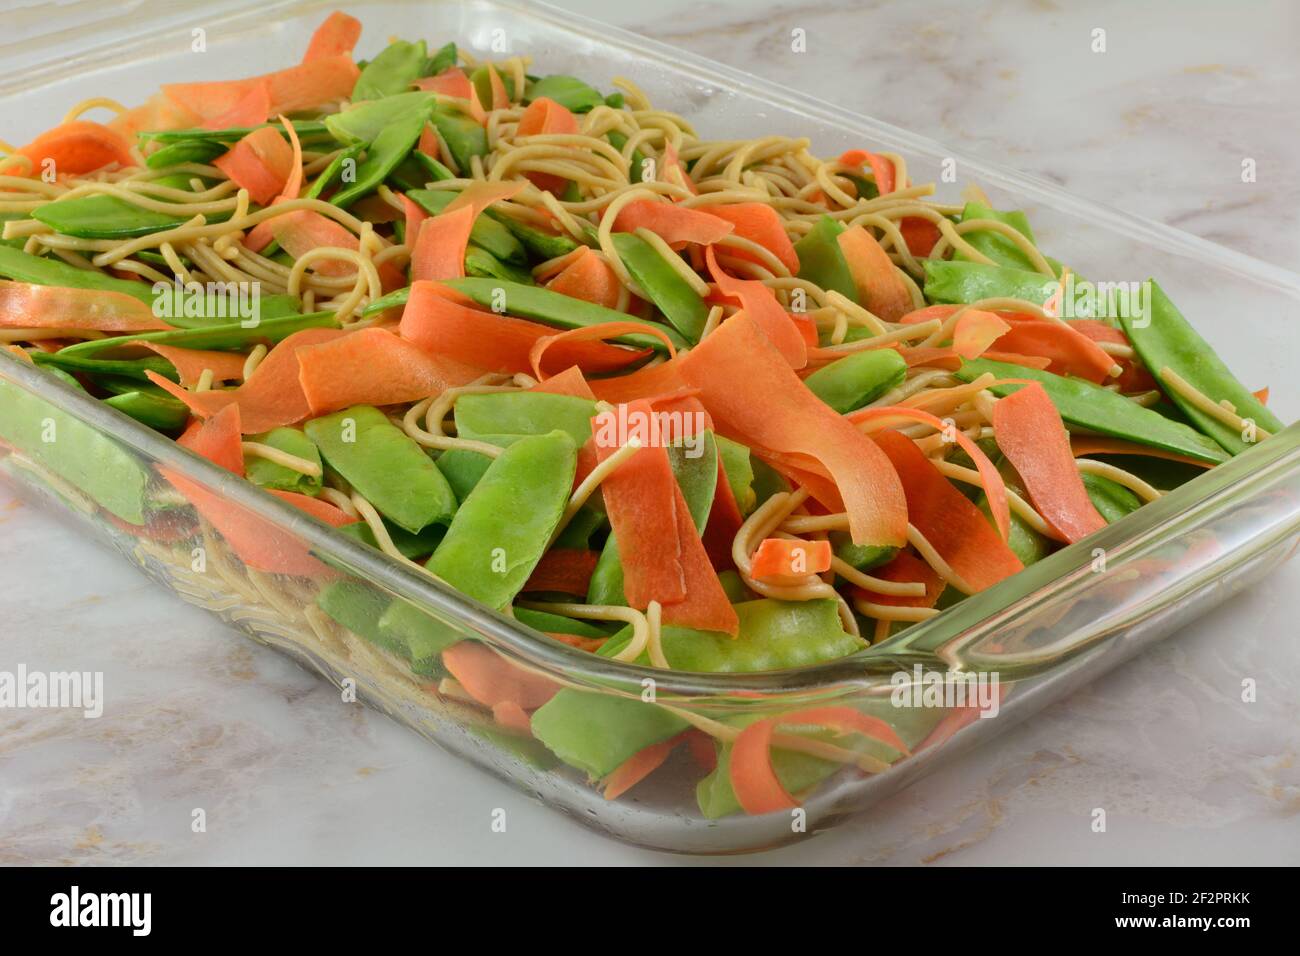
353;39;428;101
316;580;415;660
979;494;1049;565
59;310;335;360
330;111;427;208
0;372;150;524
923;258;1057;307
530;690;689;779
604;92;625;109
443;277;685;352
465;244;535;284
376;599;460;673
956;201;1064;275
469;65;517;105
0;246;154;301
956;358;1230;465
487;211;582;260
430;109;489;174
524;74;605;113
32;174;217;238
140;121;329;144
1081;472;1142;524
148;289;302;331
803;348;907;413
326;92;434;145
598;598;865;672
336;516;446;559
587;433;719;607
513;606;616;639
425;430;577;609
716;435;756;515
794;215;857;301
145;139;226;169
305;142;366;200
245;427;322;495
454;391;597;447
717;569;754;603
606;131;646;183
1091;454;1202;493
305;405;457;534
406;189;526;263
551;503;607;550
425;41;457;77
103;389;188;431
1119;280;1283;456
32;350;175;382
829;532;897;572
610;232;709;341
387;151;456;191
434;448;494;504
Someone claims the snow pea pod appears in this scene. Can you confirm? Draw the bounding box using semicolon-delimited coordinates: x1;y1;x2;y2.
0;245;154;301
103;389;188;431
794;215;857;301
377;599;460;673
611;232;709;341
530;690;688;779
1119;280;1283;455
957;358;1230;465
524;75;605;113
454;391;597;448
59;310;335;359
716;435;756;515
305;405;457;534
317;580;414;661
32;174;215;238
1081;472;1142;524
469;65;517;104
330;110;427;208
829;533;897;572
425;429;577;609
803;348;907;413
335;515;445;559
246;427;322;494
145;139;226;169
325;92;434;145
606;131;646;183
0;371;150;524
430;109;488;174
513;606;616;640
443;277;685;352
956;201;1064;275
353;39;428;101
465;244;535;284
425;41;457;77
923;259;1056;307
305;142;365;200
140;121;329;144
487;211;582;260
387;150;455;191
33;350;175;382
434;447;494;503
407;189;526;263
598;598;864;672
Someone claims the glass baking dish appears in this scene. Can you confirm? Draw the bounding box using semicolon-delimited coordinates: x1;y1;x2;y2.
2;0;1299;854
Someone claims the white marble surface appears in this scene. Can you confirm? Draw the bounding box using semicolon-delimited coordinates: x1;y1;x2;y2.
1;0;1298;866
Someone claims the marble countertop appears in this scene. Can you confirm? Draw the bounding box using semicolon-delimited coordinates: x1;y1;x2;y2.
2;0;1298;866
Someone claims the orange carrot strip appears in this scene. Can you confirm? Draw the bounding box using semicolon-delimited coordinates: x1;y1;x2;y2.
698;203;799;273
162;55;359;121
659;476;740;635
109;94;198;142
177;402;244;475
952;309;1011;360
704;245;806;368
6;121;134;177
1067;319;1156;392
302;11;362;62
411;181;526;281
485;63;510;110
993;315;1116;384
213;125;294;205
442;642;560;711
852;549;944;609
730;705;910;815
545;247;623;309
516;96;579;137
528;321;665;382
296;327;481;415
265;489;357;527
899;217;941;256
992;383;1107;543
263;209;403;289
588;356;687;404
749;537;832;585
521;548;600;596
612;200;734;247
870;428;1023;591
890;346;1051;372
529;365;596;400
491;700;533;734
414;67;473;97
145;327;350;432
200;81;270;131
0;281;170;332
678;313;908;548
398;191;428;249
603;734;682;800
849;404;1011;542
836;225;911;322
400;279;644;376
1254;386;1270;406
133;342;247;387
839;149;896;195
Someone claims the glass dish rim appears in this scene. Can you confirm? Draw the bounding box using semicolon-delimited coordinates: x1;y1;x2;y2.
2;0;1299;699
